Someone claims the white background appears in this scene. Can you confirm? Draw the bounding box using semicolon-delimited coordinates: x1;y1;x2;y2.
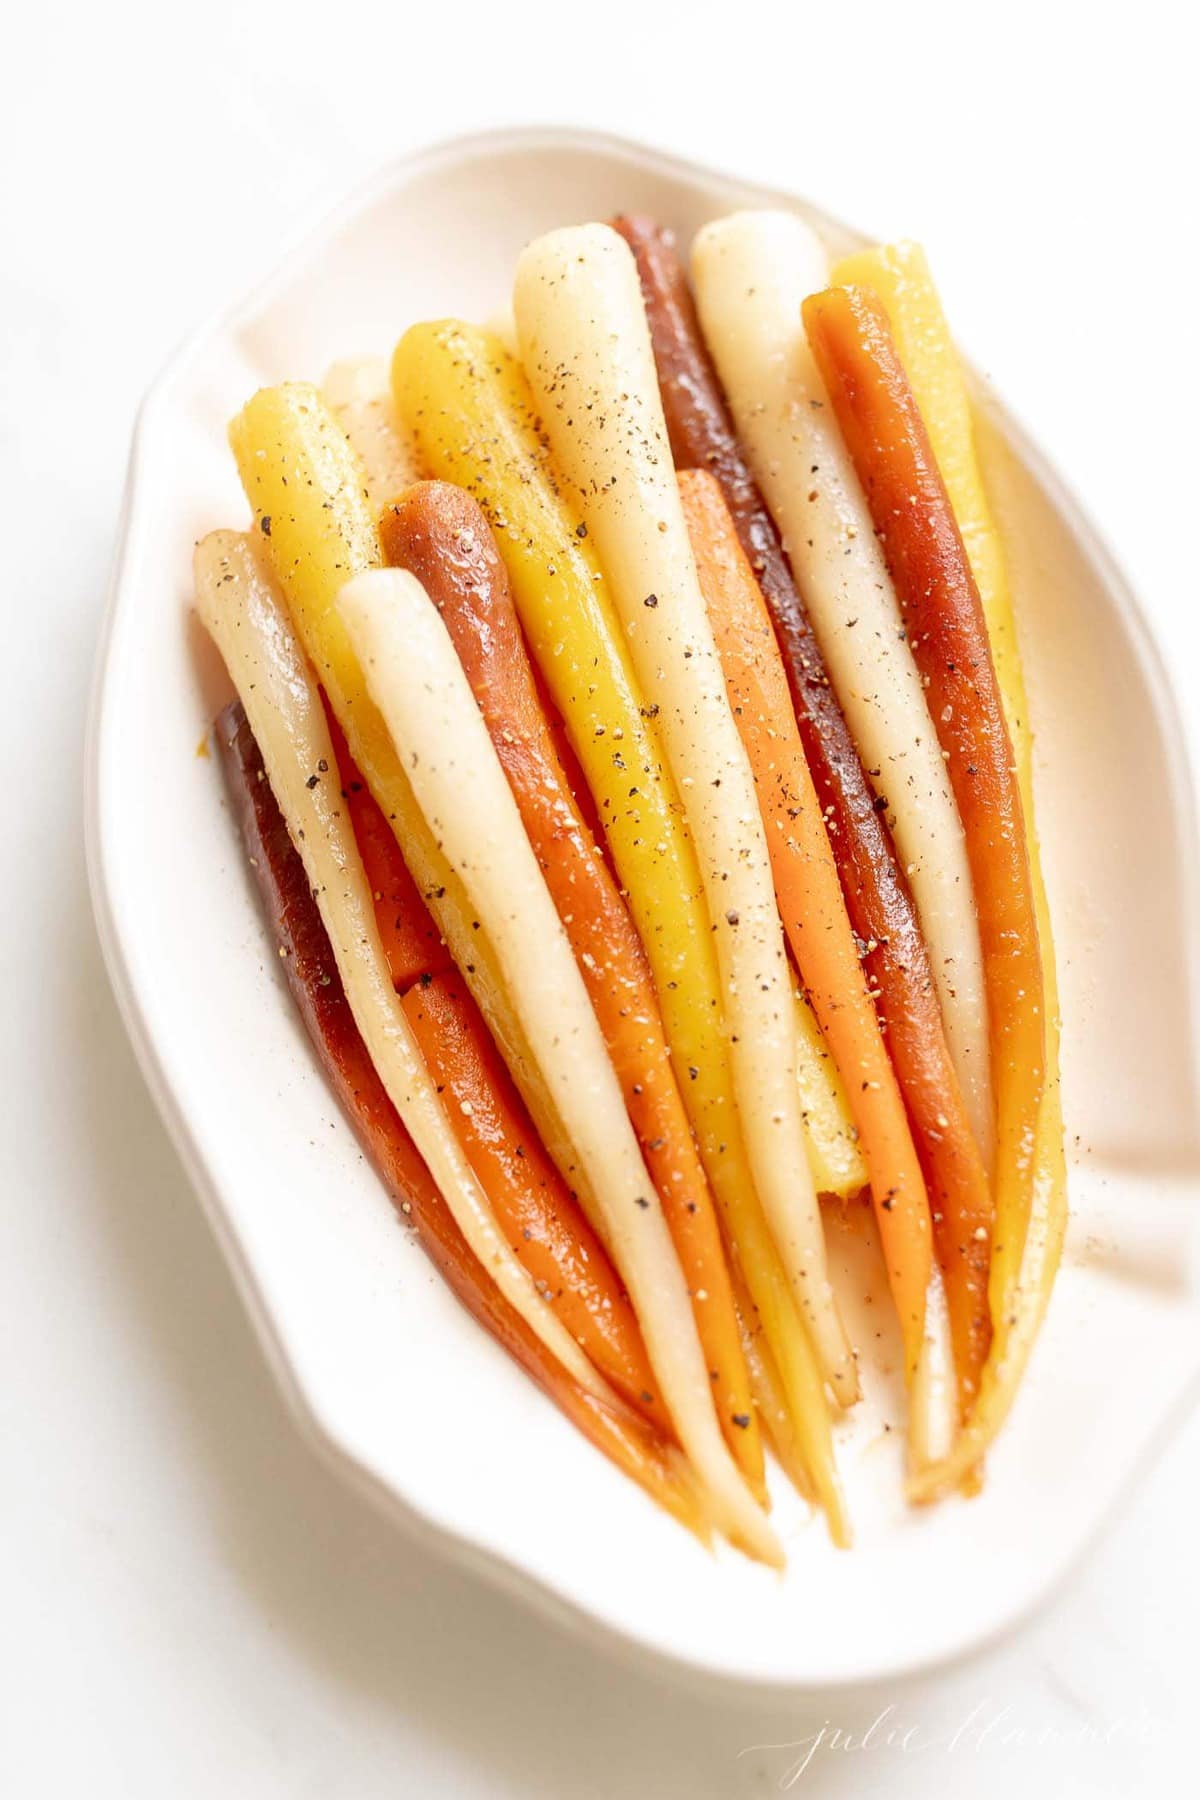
4;1;1197;1794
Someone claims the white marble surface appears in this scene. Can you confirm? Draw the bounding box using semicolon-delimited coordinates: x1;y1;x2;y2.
3;2;1196;1792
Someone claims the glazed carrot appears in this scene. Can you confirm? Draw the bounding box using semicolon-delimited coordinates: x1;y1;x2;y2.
322;702;663;1421
804;284;1046;1365
390;323;864;1207
615;216;995;1392
829;241;1066;1494
691;214;992;1166
381;481;762;1490
514;225;857;1409
680;468;977;1422
403;971;665;1425
392;325;851;1538
339;566;781;1564
228;386;582;1203
196;530;603;1391
215;700;707;1541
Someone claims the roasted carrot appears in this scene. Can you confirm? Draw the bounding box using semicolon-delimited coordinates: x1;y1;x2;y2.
215;700;707;1540
320;701;664;1423
804;284;1046;1335
616;217;994;1388
381;481;762;1492
679;469;984;1402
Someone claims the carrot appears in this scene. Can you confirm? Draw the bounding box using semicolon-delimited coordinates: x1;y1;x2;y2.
616;217;994;1397
513;228;856;1408
321;700;665;1425
229;385;582;1210
403;971;665;1426
803;285;1046;1359
215;699;706;1539
392;328;851;1542
323;704;452;991
678;470;972;1396
380;482;763;1495
827;241;1067;1496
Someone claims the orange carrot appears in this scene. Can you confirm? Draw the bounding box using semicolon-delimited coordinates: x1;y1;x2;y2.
680;469;984;1395
381;481;764;1493
324;704;452;992
217;699;704;1538
404;972;665;1424
803;284;1044;1369
619;217;992;1403
325;701;665;1423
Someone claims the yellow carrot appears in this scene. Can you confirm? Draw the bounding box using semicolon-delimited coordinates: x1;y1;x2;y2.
513;226;855;1405
792;991;867;1200
228;384;581;1198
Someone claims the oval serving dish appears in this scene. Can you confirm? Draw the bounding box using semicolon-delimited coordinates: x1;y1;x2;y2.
85;127;1200;1692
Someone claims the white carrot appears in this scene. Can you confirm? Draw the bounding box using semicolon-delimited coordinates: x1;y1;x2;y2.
322;358;419;511
194;529;604;1400
338;565;783;1567
691;211;993;1168
513;223;857;1408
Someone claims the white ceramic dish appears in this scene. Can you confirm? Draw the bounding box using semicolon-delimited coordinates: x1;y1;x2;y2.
86;127;1200;1693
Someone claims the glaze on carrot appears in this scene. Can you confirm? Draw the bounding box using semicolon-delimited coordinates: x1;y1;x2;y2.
679;469;982;1400
803;283;1045;1322
381;481;762;1491
616;215;994;1396
215;700;706;1538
